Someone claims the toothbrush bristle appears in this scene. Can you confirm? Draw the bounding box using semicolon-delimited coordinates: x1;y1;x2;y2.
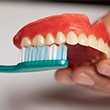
20;45;67;62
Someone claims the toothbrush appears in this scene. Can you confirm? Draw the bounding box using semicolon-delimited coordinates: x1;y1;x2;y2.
0;13;110;73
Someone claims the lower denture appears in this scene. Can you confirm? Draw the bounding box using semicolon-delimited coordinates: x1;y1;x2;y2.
13;13;110;69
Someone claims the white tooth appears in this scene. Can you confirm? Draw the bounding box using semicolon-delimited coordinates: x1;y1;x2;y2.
46;33;55;45
105;43;109;57
21;37;31;47
32;35;45;46
97;38;105;53
56;32;66;44
88;34;98;49
66;31;78;45
105;43;110;58
78;33;88;46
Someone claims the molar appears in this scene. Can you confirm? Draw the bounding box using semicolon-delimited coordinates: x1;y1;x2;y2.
66;31;78;45
56;32;66;44
32;35;45;46
46;33;55;45
78;33;88;46
21;37;31;47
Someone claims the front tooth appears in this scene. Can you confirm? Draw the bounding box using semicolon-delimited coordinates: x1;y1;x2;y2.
66;31;78;45
32;35;45;46
56;32;66;44
97;38;105;53
78;33;88;46
88;34;98;49
46;33;55;45
21;37;31;47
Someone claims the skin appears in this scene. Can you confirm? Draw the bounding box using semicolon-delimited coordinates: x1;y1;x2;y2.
55;12;110;96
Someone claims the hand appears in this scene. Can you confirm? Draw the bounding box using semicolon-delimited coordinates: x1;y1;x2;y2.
55;12;110;96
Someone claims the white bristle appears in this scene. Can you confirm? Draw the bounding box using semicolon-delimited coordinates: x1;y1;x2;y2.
20;47;25;62
49;45;53;60
40;46;45;60
21;45;67;62
19;49;22;62
28;47;33;61
62;45;67;60
36;46;40;60
53;44;58;60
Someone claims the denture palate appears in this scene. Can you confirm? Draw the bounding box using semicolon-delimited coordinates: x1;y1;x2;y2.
13;13;110;68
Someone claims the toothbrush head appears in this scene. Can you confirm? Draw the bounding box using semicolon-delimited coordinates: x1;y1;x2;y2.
13;13;110;70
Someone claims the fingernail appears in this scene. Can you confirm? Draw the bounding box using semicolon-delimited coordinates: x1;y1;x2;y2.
74;73;95;86
59;75;73;85
98;64;110;77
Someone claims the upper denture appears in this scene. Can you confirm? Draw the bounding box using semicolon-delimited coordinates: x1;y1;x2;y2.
13;13;110;49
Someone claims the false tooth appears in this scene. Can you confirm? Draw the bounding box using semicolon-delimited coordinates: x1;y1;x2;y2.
21;37;31;47
97;38;105;53
105;43;110;57
66;31;78;45
46;33;55;45
78;33;88;46
105;43;108;57
88;34;98;49
32;35;45;46
56;32;66;44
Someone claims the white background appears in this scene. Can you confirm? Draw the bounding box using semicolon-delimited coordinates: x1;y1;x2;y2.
0;1;110;110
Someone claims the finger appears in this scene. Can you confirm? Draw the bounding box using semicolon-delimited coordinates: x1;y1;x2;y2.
96;58;110;77
102;12;110;33
72;66;110;95
55;68;74;85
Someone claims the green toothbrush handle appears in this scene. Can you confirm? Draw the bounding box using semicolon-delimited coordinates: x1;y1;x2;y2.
0;60;68;73
0;65;16;73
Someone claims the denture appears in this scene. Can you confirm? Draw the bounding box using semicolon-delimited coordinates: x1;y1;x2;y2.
13;13;110;68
